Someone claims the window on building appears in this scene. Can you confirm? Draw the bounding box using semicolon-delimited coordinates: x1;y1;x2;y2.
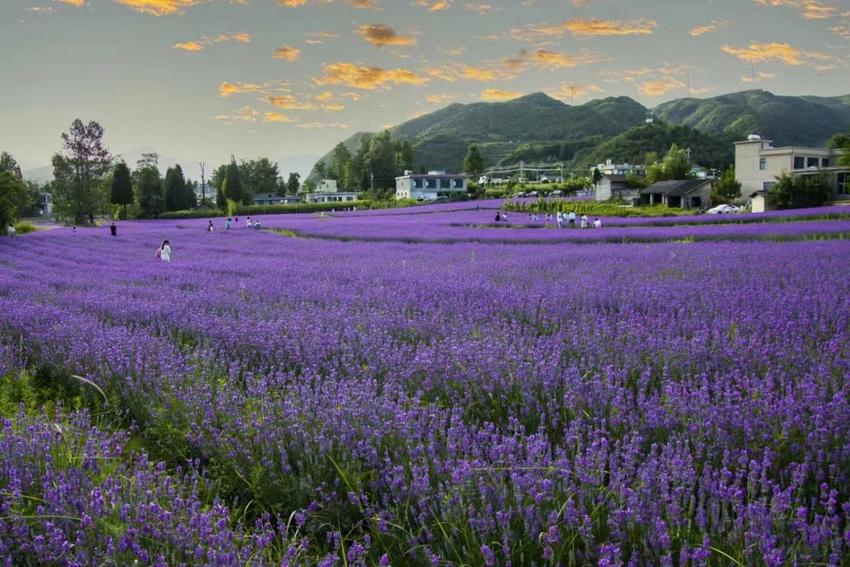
822;158;831;168
838;172;848;195
763;181;776;192
426;178;437;189
759;158;767;171
414;179;423;189
793;156;805;169
451;178;464;189
807;157;819;168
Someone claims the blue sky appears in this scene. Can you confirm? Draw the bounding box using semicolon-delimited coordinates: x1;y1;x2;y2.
2;0;849;177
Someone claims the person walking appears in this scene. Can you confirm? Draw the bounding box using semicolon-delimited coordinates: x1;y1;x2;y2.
207;220;214;232
556;211;563;229
156;240;172;262
225;218;232;231
567;210;576;227
7;224;16;238
580;214;589;229
109;222;117;237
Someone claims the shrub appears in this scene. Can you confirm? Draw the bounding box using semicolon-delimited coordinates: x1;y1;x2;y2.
13;221;36;234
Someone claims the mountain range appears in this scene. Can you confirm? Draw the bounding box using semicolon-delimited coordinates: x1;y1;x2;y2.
314;89;850;177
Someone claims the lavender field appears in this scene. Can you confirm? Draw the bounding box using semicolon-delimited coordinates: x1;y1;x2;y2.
2;209;850;566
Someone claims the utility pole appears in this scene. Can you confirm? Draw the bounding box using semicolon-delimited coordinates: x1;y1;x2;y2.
520;160;525;184
370;172;374;193
686;147;692;163
199;162;206;204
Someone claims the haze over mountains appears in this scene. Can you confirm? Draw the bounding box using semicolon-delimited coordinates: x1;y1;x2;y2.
314;90;850;177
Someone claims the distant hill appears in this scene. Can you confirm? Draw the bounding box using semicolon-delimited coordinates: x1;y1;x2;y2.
315;93;649;174
653;90;850;147
314;89;850;178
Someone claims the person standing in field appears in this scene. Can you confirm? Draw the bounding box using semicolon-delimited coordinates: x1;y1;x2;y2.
593;218;603;229
580;214;589;229
568;211;576;227
109;222;117;237
225;218;232;231
207;220;214;232
156;240;171;262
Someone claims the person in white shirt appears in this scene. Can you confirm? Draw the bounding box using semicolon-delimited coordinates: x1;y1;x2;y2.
580;215;589;229
593;218;602;229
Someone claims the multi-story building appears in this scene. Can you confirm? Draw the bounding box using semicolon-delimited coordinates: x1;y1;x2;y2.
395;171;467;201
735;135;848;205
303;178;360;204
591;159;646;178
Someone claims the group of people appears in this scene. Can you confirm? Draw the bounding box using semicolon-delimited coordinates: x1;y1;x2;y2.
494;211;510;222
525;210;603;229
208;216;261;233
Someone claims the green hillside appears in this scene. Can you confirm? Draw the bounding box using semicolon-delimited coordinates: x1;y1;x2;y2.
653;90;850;147
313;90;850;180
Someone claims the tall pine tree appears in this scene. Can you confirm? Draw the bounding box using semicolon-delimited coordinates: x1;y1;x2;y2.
110;162;133;219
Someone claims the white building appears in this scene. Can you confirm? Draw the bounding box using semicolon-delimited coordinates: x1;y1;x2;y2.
592;159;646;178
735;135;848;205
303;178;360;204
395;170;468;201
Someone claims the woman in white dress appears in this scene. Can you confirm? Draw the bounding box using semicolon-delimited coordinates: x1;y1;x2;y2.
157;240;172;262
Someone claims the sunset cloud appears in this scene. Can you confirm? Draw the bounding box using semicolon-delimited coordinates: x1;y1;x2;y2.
213;105;260;123
305;32;339;45
689;20;731;36
54;0;85;5
358;24;416;46
503;48;597;71
639;77;685;96
219;81;265;96
418;0;452;11
173;33;250;52
315;62;428;90
426;93;455;103
753;0;838;20
514;18;657;40
547;83;605;102
481;88;522;101
27;5;57;13
273;45;301;61
721;42;807;65
113;0;200;16
263;111;294;123
267;95;318;110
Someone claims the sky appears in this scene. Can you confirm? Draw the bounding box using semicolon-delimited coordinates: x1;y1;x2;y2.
2;0;849;178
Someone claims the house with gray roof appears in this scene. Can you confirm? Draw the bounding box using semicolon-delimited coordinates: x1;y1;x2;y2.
640;179;712;209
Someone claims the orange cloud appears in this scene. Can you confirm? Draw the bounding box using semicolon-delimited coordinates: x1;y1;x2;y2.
219;82;265;96
721;42;806;65
418;0;452;11
515;17;657;39
689;20;731;36
753;0;838;20
315;62;428;90
173;33;250;52
358;24;416;46
481;88;522;101
305;32;339;45
113;0;199;16
426;93;455;103
54;0;85;5
504;48;596;71
639;77;685;96
214;106;260;123
347;0;376;6
263;112;294;123
266;95;318;110
27;5;57;12
273;46;301;61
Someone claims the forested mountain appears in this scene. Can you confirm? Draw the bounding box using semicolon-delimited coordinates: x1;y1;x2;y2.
314;90;850;183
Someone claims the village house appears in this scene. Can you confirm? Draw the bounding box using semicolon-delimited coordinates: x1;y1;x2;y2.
735;135;849;212
395;170;467;201
640;179;712;209
302;179;360;204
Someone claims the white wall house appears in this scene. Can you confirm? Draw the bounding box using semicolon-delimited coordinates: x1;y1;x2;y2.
591;159;646;178
303;178;360;204
395;171;467;201
735;136;848;207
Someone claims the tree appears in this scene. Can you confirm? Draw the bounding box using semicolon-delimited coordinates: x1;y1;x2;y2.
51;119;112;224
645;144;693;185
110;162;133;219
286;172;301;194
329;143;352;188
163;165;193;212
241;157;279;198
769;172;831;209
0;171;27;232
463;145;484;177
136;157;163;218
712;167;741;204
0;152;22;180
830;131;850;167
223;158;243;204
591;168;602;187
365;130;397;198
